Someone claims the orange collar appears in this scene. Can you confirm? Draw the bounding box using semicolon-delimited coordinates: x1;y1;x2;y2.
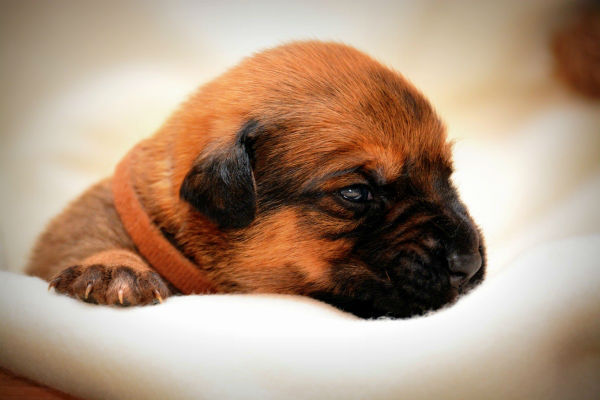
112;148;216;295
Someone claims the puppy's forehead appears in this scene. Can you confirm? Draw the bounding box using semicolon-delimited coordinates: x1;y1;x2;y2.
193;42;451;185
238;42;451;181
263;79;449;185
296;127;449;187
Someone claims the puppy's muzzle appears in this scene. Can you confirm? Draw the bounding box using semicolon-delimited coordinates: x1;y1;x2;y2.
380;198;485;294
441;208;484;290
447;251;482;288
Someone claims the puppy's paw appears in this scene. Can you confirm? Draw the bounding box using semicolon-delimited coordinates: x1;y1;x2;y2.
49;264;170;306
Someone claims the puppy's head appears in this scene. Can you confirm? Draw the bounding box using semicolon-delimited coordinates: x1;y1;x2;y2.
174;42;485;318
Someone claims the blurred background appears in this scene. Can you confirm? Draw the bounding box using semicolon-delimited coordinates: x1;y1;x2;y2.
1;0;598;275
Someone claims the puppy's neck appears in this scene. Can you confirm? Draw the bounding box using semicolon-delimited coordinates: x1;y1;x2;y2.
112;144;220;294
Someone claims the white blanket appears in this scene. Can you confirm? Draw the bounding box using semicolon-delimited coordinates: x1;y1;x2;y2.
1;236;599;400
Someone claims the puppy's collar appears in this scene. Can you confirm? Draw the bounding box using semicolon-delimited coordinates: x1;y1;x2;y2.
112;148;217;295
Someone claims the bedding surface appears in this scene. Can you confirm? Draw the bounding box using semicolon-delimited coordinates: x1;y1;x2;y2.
1;236;599;400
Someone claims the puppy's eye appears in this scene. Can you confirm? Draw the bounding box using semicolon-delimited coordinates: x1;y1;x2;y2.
339;185;373;203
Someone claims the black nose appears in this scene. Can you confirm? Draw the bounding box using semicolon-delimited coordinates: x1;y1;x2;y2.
447;252;482;288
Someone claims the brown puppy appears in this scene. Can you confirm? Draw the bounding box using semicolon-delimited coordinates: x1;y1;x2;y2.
27;41;485;318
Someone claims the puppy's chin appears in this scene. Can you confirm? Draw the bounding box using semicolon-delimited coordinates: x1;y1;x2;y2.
309;288;457;320
310;260;484;319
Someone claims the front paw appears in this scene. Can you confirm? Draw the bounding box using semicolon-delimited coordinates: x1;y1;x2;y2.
49;264;170;306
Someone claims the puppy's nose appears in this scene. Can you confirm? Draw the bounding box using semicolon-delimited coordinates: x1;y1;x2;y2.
447;252;482;288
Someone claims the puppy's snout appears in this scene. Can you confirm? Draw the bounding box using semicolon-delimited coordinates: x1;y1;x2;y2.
440;209;484;288
447;252;482;288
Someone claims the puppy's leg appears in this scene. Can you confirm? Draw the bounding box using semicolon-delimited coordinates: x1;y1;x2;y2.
27;179;171;306
49;249;170;305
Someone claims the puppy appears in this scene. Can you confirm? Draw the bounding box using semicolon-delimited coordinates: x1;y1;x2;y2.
27;41;485;318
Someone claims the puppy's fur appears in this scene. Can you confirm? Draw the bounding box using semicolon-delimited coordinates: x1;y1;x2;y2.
27;41;485;318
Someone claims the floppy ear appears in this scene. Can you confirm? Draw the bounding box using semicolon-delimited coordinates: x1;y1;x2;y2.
180;120;259;230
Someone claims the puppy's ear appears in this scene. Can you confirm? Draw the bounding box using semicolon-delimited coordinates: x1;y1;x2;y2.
180;120;259;230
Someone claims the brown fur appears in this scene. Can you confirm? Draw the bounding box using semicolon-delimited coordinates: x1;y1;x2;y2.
27;41;484;318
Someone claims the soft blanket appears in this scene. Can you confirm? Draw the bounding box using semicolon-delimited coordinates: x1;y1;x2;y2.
1;236;598;400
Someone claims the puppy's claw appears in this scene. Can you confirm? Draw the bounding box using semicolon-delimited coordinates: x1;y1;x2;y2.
48;281;56;291
118;288;124;305
84;283;92;299
153;290;163;304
